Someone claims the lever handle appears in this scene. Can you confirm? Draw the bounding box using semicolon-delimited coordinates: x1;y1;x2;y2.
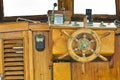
98;54;108;61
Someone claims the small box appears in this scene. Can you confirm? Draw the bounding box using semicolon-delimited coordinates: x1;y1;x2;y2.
54;14;64;25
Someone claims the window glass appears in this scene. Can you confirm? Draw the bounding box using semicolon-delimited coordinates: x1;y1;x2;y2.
74;0;116;15
3;0;58;17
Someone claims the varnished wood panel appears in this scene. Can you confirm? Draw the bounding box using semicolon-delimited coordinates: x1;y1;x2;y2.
71;35;120;80
28;31;34;80
0;30;30;80
23;31;30;80
29;23;50;31
52;29;115;56
0;22;120;80
0;22;28;32
53;62;71;80
33;31;51;80
0;39;3;75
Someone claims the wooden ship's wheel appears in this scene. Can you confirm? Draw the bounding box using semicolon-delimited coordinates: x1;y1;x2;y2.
57;17;110;73
59;17;108;63
67;28;101;63
60;28;108;63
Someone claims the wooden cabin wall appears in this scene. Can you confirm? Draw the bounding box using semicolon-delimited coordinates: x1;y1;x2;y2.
0;0;120;80
70;35;120;80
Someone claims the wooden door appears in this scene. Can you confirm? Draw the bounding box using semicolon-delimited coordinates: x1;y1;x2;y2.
0;31;29;80
30;31;52;80
0;22;29;80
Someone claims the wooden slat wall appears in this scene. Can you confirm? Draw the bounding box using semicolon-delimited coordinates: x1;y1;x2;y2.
0;21;30;80
71;35;120;80
3;39;25;80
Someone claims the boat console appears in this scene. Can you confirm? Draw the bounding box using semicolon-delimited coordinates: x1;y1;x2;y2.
0;12;117;80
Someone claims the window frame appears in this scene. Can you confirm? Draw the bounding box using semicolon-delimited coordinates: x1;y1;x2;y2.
0;0;119;22
72;0;117;22
0;0;58;22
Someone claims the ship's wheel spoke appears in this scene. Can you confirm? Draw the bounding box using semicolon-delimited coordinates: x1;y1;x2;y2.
81;50;86;55
82;52;86;57
81;51;86;73
73;37;79;42
90;39;95;43
83;34;87;39
90;49;95;53
74;48;79;52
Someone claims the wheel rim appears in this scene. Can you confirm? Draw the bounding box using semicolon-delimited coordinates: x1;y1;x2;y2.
67;28;101;63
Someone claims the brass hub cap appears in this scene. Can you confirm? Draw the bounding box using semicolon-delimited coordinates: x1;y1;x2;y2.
78;38;90;51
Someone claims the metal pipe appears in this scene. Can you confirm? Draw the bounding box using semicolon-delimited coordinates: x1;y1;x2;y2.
16;17;41;24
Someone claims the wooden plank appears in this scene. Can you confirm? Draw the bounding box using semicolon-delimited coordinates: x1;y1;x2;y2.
0;22;29;32
28;30;34;80
33;32;51;80
72;62;120;80
29;23;50;31
96;30;115;55
5;71;24;75
52;29;115;56
2;32;23;39
4;39;23;44
23;31;30;80
4;44;23;48
4;62;24;66
53;62;71;80
5;76;24;79
5;66;24;71
0;39;3;74
4;53;23;57
4;49;23;53
49;28;53;65
4;57;23;62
